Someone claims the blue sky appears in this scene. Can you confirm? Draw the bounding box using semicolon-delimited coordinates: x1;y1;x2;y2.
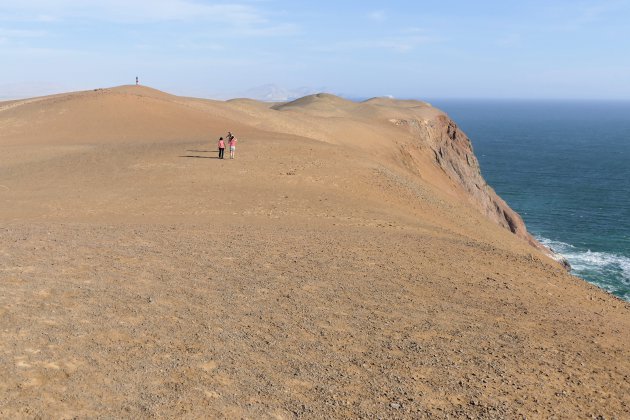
1;0;630;100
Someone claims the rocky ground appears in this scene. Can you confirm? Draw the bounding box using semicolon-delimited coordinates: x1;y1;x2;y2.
1;87;628;418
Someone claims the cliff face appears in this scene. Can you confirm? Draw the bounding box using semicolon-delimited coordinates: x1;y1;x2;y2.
391;113;559;257
429;116;532;239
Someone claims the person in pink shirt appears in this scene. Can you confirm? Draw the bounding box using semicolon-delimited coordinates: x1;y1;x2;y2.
217;137;225;159
228;134;237;159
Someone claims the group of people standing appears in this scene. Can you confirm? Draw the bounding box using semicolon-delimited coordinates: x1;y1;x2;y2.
217;131;237;159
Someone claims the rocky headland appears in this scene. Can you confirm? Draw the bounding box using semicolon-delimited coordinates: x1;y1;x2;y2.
0;86;627;418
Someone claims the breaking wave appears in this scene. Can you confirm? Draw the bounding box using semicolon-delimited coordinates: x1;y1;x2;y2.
538;237;630;301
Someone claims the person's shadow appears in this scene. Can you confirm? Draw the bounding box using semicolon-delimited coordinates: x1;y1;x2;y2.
180;149;220;159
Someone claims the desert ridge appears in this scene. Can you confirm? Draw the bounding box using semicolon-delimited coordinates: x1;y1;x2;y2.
0;86;628;418
1;85;542;252
0;85;243;145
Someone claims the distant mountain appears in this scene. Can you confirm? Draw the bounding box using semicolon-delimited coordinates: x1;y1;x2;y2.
238;84;330;102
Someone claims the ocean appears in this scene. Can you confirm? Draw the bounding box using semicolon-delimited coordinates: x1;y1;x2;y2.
431;100;630;302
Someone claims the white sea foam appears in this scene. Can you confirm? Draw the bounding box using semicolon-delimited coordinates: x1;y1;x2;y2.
538;236;630;301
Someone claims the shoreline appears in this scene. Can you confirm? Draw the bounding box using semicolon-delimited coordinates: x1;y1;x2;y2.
538;235;630;302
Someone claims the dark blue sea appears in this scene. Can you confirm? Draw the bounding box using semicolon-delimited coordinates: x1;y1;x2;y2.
431;100;630;301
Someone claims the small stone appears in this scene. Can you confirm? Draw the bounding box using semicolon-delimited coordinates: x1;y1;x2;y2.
390;402;401;409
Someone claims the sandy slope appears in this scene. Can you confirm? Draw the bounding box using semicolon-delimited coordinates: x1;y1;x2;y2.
0;86;628;419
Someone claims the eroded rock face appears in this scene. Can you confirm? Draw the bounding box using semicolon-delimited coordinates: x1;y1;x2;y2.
394;114;568;266
429;116;531;238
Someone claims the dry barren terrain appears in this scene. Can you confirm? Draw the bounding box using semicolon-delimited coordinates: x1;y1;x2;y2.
1;86;628;418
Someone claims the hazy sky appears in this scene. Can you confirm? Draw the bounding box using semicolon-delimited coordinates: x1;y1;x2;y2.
1;0;630;100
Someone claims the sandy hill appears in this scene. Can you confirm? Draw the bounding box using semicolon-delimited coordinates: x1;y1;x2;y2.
271;93;357;113
0;86;628;418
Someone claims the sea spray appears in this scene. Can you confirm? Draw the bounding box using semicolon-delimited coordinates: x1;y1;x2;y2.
539;237;630;301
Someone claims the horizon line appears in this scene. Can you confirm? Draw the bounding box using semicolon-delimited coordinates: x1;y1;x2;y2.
1;84;630;103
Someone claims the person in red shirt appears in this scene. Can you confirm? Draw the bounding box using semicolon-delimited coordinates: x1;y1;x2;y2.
217;137;225;159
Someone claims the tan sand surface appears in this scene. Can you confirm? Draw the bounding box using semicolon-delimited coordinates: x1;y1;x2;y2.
0;86;628;418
